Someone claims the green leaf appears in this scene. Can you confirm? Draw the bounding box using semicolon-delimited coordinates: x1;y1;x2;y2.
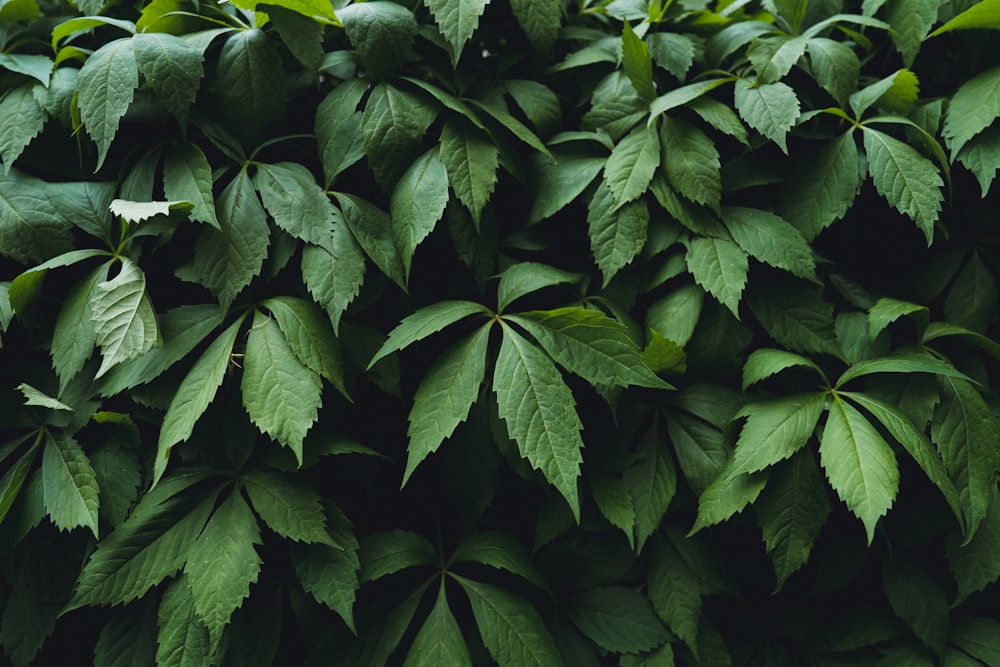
18;383;73;411
605;125;660;207
528;152;605;224
89;428;141;529
862;126;943;243
242;311;322;463
132;32;204;126
94;602;158;667
263;296;346;396
647;535;701;656
590;474;636;546
868;297;927;338
882;559;950;654
91;259;161;378
956;124;1000;196
392;148;450;280
666;412;728;496
950;617;1000;666
494;323;584;520
742;348;826;389
660;116;721;212
619;644;676;667
884;0;937;66
369;300;491;367
468;99;553;157
449;531;547;590
358;530;437;582
933;377;1000;540
42;432;98;537
163;143;219;228
64;488;216;612
0;171;73;263
747;35;808;83
236;0;337;19
820;395;899;544
362;83;436;191
243;470;335;546
942;65;1000;156
587;179;649;285
184;489;262;650
622;21;656;102
497;261;582;312
685;236;748;317
945;251;998;333
316;79;367;187
731;393;825;475
301;232;366;335
932;0;1000;34
747;280;841;357
0;440;38;525
339;1;417;79
756;449;831;590
946;487;1000;603
648;32;696;80
691;461;768;532
454;575;564;667
646;283;703;348
0;53;52;85
78;38;138;169
439;119;499;225
836;349;972;387
334;192;406;290
648;78;734;125
269;5;323;71
567;586;670;654
424;0;488;64
156;315;243;485
510;307;670;389
405;324;491;484
624;423;677;552
733;78;800;153
52;264;108;390
503;79;561;135
216;30;286;144
509;0;560;51
807;38;860;106
721;207;816;280
0;84;46;175
257;162;338;247
291;507;360;632
194;169;270;309
404;583;473;667
156;575;211;667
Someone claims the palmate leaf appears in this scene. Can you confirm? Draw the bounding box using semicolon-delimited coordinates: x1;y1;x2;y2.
862;127;943;244
756;449;831;590
494;322;585;520
453;575;564;667
162;143;218;228
91;258;162;378
0;84;46;175
566;586;670;654
587;179;649;285
449;531;547;590
933;0;1000;34
733;77;800;153
156;575;211;667
660;116;721;212
405;324;491;485
243;470;336;546
819;395;899;544
132;32;203;126
184;489;262;650
241;311;322;463
42;432;99;537
685;236;748;317
424;0;488;64
509;307;670;389
439;118;499;225
78;38;138;169
403;583;473;667
391;148;450;281
256;162;338;247
730;393;825;475
369;300;491;367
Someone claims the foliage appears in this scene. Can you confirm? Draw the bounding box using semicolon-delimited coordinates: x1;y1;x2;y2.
1;0;1000;664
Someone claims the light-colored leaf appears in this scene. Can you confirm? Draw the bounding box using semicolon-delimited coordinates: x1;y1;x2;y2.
368;300;491;367
391;148;450;280
91;259;161;378
660;116;721;212
733;78;800;153
42;432;99;537
78;38;138;169
18;383;73;411
424;0;488;63
932;0;1000;35
685;236;748;317
721;206;816;280
747;35;808;83
731;393;825;475
108;199;192;223
439;119;499;224
0;84;46;175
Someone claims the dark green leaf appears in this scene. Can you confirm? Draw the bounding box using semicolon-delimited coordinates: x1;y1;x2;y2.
590;473;636;546
391;148;450;280
496;262;582;312
404;583;473;667
334;192;406;290
731;393;825;474
622;21;656;102
439;119;499;225
369;300;491;367
647;535;701;656
567;586;670;654
244;470;335;546
942;65;1000;156
257;162;338;247
946;487;1000;604
216;30;286;143
358;530;437;582
509;0;560;51
78;38;138;169
685;236;747;317
449;531;547;590
660;116;721;212
156;575;211;667
733;78;800;153
722;206;816;280
292;511;360;632
424;0;488;63
133;32;203;126
301;231;366;335
316;79;367;186
883;559;949;654
0;84;46;175
586;179;649;285
339;1;417;79
162;143;219;228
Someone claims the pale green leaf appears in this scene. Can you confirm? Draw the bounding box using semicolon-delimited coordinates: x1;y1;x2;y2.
91;259;161;378
156;316;243;485
932;0;1000;34
358;530;437;582
241;311;322;463
368;300;491;367
263;296;346;395
496;261;582;312
449;531;547;590
604;125;660;207
646;283;704;347
946;487;1000;604
64;490;216;612
292;507;360;632
721;206;816;280
439;119;499;224
405;324;491;484
163;143;219;228
836;349;972;387
742;349;826;390
510;307;670;389
587;179;649;285
244;470;335;546
509;0;561;51
685;236;748;317
339;1;417;79
648;32;696;80
42;432;99;537
194;169;270;309
216;30;286;143
78;38;138;169
622;21;656;102
756;449;831;590
807;38;860;106
184;489;262;650
942;65;1000;156
647;535;701;656
731;393;825;474
233;0;336;19
567;586;670;654
660;116;721;212
0;84;46;175
316;79;367;186
494;323;584;520
52;264;108;390
733;78;800;153
883;559;950;654
0;53;52;85
454;575;565;667
590;474;636;546
404;584;472;667
819;396;899;544
691;461;768;532
133;32;204;125
932;377;1000;540
424;0;488;63
747;35;808;83
301;232;366;335
884;0;937;66
956;124;1000;196
335;192;406;290
850;68;920;117
18;383;73;411
108;199;192;223
257;162;338;247
156;575;211;667
392;148;450;280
